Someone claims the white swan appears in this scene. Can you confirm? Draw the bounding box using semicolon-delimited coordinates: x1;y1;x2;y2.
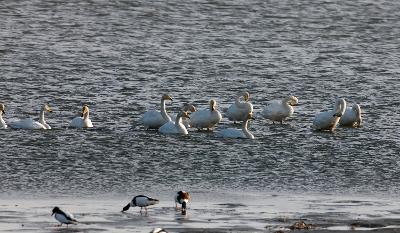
9;103;53;129
159;111;190;135
225;92;253;123
189;99;222;130
313;98;347;131
140;94;172;130
217;113;255;139
70;104;93;128
339;103;362;127
262;96;298;124
0;103;7;129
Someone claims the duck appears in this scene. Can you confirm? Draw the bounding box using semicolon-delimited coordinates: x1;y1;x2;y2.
9;103;53;129
261;96;298;124
159;111;190;135
175;191;191;215
0;103;7;129
122;195;159;214
339;103;362;127
217;112;255;139
69;104;93;128
51;206;78;227
189;99;222;130
225;92;253;123
313;98;347;131
140;94;173;130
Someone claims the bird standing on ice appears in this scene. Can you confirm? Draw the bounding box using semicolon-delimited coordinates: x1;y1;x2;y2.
175;191;191;215
313;98;347;132
262;96;298;124
51;206;78;227
122;195;159;214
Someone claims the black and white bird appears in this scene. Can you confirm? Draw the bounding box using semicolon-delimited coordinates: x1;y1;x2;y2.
51;206;78;227
150;227;168;233
122;195;159;214
175;191;191;215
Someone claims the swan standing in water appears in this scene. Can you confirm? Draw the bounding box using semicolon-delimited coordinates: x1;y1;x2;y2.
339;103;362;127
159;111;190;135
9;103;53;129
313;98;347;131
70;104;93;128
217;112;255;139
262;96;298;124
140;94;172;130
225;92;253;123
189;99;222;131
0;103;7;129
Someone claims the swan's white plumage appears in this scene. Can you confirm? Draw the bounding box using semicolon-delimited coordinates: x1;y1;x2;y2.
226;92;253;122
141;94;172;130
189;99;222;130
262;96;298;123
0;103;7;129
159;111;190;135
9;104;52;130
313;98;347;131
70;104;93;128
217;113;255;139
339;104;362;127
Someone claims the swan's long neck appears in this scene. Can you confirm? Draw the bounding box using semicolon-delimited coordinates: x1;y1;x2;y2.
355;105;362;126
175;115;187;133
242;119;254;139
334;99;346;117
0;112;6;128
39;109;46;125
160;99;170;121
83;110;90;120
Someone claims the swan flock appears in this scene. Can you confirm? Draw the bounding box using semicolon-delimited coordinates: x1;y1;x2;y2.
0;94;362;137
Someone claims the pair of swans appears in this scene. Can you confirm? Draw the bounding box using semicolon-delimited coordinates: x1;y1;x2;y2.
313;98;362;131
262;96;298;124
159;100;222;135
1;103;93;130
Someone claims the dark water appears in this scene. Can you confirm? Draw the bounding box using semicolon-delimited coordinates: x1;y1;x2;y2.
1;0;400;197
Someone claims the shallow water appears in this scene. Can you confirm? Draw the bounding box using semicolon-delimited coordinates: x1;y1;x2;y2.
0;0;400;231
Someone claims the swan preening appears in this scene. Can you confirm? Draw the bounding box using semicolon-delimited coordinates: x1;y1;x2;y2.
159;111;191;135
70;104;93;128
313;98;347;131
0;103;7;129
9;103;53;130
262;96;298;124
226;92;253;123
217;112;255;139
189;99;222;130
339;104;362;127
140;94;173;130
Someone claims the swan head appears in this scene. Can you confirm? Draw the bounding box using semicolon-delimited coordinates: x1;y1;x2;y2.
243;92;250;102
247;112;255;120
0;103;5;114
182;103;197;113
179;111;190;119
162;94;173;101
333;98;346;117
43;103;53;113
209;99;217;111
81;104;90;117
288;96;299;106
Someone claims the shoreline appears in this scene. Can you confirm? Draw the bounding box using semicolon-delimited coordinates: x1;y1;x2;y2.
0;192;399;232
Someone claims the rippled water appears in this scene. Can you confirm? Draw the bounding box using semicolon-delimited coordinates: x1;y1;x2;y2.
1;0;400;199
